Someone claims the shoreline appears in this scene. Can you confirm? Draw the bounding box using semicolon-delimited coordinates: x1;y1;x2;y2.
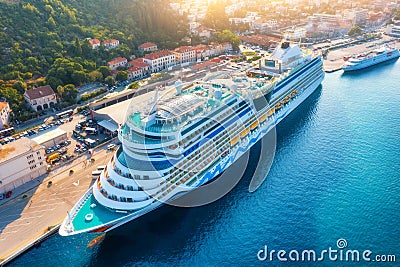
0;141;115;266
321;35;400;72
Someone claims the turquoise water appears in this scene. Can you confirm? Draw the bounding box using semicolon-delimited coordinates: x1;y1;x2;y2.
10;61;400;266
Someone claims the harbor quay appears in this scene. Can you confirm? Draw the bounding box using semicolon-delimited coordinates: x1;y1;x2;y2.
0;144;114;266
321;36;400;72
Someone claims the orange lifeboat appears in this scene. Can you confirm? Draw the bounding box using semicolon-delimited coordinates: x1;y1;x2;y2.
230;136;240;146
240;128;249;138
250;121;259;130
259;114;267;122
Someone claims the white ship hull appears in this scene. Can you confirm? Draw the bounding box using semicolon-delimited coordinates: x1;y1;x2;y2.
342;48;400;72
60;70;325;236
60;42;325;237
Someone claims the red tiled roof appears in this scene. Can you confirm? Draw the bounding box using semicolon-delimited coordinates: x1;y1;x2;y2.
89;39;100;45
174;46;195;53
144;50;173;60
127;66;142;72
24;85;55;100
240;34;274;47
139;42;157;49
102;39;119;45
107;57;127;66
128;58;149;68
192;61;216;71
0;102;9;111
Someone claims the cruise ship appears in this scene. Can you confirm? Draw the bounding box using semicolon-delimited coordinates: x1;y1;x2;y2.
59;42;325;236
342;46;400;72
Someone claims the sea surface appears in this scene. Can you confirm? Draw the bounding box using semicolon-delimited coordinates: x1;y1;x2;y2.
10;60;400;266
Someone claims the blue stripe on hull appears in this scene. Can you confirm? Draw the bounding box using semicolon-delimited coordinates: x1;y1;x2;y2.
195;73;324;186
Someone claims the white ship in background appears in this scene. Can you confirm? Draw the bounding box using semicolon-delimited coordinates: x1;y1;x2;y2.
342;46;400;71
60;42;325;236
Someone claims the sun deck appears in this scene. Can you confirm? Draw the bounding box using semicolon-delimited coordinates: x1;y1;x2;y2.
72;194;126;232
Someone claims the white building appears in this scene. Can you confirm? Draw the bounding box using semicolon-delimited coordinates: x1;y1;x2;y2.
138;42;158;54
252;19;278;32
102;39;120;49
127;58;151;77
88;38;100;49
31;128;67;149
0;138;46;195
284;27;307;40
127;67;143;80
310;13;342;24
144;50;176;73
24;85;57;112
0;102;11;130
386;24;400;37
173;46;197;64
107;57;128;70
343;8;368;25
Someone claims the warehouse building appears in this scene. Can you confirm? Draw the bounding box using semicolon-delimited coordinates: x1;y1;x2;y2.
0;138;46;197
31;128;67;149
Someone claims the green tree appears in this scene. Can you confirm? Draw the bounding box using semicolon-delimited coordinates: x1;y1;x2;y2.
104;76;115;87
71;70;88;85
116;71;128;82
216;30;241;49
47;16;56;29
203;2;229;31
12;80;27;94
69;37;83;57
59;84;78;104
98;66;111;79
88;70;103;82
348;26;362;36
0;87;24;111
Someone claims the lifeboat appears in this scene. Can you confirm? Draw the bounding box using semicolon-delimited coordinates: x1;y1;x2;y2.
240;128;249;138
230;136;240;146
259;114;267;121
267;108;275;116
275;102;282;110
250;121;259;130
291;90;297;97
283;96;290;104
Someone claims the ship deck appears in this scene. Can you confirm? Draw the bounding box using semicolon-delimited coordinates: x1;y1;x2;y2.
72;194;126;232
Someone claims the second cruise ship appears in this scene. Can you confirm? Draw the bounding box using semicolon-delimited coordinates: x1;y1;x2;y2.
342;46;400;71
60;42;325;236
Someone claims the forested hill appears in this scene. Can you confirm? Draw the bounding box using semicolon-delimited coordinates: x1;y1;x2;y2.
0;0;188;80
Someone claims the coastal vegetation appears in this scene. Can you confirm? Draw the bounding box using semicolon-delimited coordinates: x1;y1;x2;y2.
0;0;188;121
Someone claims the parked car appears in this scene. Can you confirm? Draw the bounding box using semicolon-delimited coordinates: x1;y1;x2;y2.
107;144;116;150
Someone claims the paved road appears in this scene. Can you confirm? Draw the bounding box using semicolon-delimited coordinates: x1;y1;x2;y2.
0;145;114;261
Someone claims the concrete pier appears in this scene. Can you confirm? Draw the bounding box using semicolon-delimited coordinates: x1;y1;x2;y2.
321;35;400;73
0;145;114;266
